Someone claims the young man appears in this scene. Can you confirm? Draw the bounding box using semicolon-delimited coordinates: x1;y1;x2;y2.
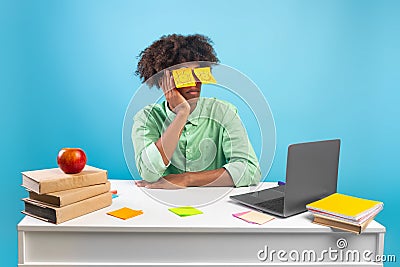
133;34;261;189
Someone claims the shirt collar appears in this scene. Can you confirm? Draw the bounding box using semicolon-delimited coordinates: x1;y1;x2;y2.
164;98;203;126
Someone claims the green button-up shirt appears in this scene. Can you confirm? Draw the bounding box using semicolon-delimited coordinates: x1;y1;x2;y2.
132;97;261;187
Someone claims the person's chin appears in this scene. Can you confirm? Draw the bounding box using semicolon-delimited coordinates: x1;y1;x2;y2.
183;92;200;100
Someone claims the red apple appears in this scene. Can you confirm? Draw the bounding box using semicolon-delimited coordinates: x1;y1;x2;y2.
57;148;87;174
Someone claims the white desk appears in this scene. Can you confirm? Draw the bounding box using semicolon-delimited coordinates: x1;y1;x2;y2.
18;180;385;266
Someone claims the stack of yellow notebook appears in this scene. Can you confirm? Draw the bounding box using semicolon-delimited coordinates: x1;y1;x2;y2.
306;193;383;234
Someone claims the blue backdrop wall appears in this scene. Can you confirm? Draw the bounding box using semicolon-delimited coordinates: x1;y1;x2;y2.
1;0;399;265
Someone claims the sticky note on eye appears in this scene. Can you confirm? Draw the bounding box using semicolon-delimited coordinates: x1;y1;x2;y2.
168;206;203;217
107;207;143;220
172;68;197;88
193;67;217;84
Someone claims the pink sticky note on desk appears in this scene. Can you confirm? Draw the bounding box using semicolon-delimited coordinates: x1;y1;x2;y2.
233;211;255;224
233;210;275;225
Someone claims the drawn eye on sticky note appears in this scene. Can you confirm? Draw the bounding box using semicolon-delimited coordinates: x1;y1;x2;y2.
172;68;197;88
193;67;217;84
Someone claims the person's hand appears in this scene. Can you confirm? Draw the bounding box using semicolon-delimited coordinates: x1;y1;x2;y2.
134;173;189;189
160;70;190;115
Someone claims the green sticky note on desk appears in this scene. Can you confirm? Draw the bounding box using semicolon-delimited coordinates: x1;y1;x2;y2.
168;206;203;217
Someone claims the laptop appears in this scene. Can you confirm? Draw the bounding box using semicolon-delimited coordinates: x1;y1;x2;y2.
230;139;340;218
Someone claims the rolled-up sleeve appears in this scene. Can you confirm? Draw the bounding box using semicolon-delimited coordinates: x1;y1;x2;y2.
221;105;262;187
132;108;169;182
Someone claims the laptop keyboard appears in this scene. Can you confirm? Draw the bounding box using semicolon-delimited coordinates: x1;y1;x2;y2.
254;197;284;213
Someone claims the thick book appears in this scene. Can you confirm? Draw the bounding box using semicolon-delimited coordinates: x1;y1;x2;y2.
306;193;383;221
22;165;108;194
22;192;112;224
313;213;377;234
28;181;111;207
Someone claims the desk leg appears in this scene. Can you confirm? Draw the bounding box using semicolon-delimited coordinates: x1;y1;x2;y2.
377;233;385;256
18;231;25;265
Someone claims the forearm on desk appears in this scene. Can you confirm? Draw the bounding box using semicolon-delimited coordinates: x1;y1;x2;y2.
184;168;234;187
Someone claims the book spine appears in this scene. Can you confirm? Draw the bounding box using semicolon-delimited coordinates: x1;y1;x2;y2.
313;214;376;234
40;171;108;194
56;192;112;224
60;182;111;206
313;217;361;234
28;182;111;207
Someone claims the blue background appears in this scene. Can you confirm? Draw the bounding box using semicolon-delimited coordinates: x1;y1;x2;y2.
1;0;399;265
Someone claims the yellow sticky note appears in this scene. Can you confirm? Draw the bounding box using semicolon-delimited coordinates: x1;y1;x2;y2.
193;67;217;84
239;210;275;225
172;68;196;88
107;207;143;220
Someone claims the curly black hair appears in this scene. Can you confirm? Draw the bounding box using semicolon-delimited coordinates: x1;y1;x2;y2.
135;34;219;87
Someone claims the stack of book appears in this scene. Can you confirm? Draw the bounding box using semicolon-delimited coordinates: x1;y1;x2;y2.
21;165;112;224
306;193;383;234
